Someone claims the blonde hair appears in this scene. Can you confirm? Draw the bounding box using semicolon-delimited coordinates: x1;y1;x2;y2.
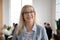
16;5;36;35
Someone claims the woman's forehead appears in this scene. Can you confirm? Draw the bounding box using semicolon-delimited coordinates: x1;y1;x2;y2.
23;7;34;11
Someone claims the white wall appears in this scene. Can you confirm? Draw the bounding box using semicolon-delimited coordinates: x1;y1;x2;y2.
33;0;57;34
33;0;52;26
2;0;10;25
51;0;57;34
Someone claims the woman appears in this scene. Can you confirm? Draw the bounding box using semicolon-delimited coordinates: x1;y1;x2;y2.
13;5;48;40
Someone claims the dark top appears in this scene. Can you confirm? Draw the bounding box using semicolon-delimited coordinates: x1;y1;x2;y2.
45;27;52;40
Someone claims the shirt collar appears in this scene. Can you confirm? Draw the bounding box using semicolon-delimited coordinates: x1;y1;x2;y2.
23;24;36;32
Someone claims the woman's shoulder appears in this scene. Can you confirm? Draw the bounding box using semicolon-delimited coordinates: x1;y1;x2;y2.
36;24;45;30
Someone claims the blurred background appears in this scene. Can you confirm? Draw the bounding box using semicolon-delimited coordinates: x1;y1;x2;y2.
0;0;60;40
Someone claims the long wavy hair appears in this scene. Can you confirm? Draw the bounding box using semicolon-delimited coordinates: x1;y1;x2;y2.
16;5;36;35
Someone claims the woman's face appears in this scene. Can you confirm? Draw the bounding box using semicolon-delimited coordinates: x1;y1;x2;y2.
23;7;35;23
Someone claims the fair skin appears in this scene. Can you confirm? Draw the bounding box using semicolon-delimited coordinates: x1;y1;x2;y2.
23;7;35;32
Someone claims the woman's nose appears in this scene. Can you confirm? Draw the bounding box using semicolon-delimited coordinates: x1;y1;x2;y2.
27;13;31;16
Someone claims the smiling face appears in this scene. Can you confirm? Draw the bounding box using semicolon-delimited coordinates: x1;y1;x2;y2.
22;7;35;23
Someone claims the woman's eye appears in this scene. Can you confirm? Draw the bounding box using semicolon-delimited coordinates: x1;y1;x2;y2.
24;11;34;14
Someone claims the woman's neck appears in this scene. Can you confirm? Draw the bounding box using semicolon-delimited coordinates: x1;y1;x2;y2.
25;22;34;32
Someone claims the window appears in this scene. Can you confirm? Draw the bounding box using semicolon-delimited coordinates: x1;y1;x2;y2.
56;0;60;20
10;0;21;26
10;0;32;26
22;0;32;7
